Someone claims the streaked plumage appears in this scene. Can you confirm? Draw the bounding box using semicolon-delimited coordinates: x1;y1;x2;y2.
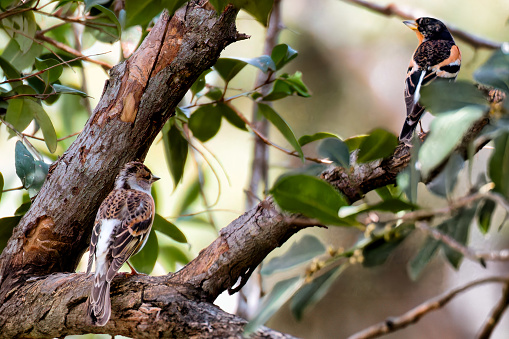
86;161;159;326
400;17;461;143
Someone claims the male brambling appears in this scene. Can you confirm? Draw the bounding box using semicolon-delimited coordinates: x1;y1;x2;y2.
399;17;461;143
86;161;159;326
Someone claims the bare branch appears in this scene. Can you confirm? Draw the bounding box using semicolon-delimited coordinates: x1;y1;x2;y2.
477;283;509;339
341;0;502;49
348;276;509;339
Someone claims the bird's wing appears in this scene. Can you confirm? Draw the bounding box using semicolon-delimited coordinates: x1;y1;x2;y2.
106;190;155;281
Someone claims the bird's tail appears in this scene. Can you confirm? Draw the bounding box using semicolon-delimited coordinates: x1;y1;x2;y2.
88;275;111;326
399;103;425;143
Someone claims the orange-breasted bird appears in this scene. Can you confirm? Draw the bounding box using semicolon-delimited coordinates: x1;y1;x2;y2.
399;17;461;143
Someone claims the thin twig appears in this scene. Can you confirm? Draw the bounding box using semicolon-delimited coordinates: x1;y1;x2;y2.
477;283;509;339
227;103;331;164
2;186;24;193
348;276;509;339
340;0;502;49
35;33;112;70
24;131;80;142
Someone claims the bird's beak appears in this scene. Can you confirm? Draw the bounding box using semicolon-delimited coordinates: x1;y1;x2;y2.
151;175;160;183
403;20;418;31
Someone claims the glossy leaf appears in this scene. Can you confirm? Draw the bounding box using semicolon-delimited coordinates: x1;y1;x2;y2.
84;5;121;43
5;98;34;134
271;174;351;226
440;206;478;269
2;37;43;71
188;104;222;142
242;0;274;26
130;228;159;274
362;225;413;267
244;277;303;336
3;11;36;53
261;235;326;275
158;244;190;272
162;120;188;187
52;84;88;97
396;136;421;204
426;153;464;198
257;103;304;161
344;134;368;152
31;101;57;153
0;216;22;252
190;69;212;97
357;128;398;163
217;103;247;131
298;132;339;147
213;58;247;82
271;44;298;70
317;138;350;168
14;141;49;198
489;132;509;198
473;48;509;93
420;79;488;114
235;55;276;73
35;58;63;84
477;199;496;235
290;266;343;321
125;0;187;28
263;72;310;101
408;237;441;281
153;213;187;243
419;105;484;179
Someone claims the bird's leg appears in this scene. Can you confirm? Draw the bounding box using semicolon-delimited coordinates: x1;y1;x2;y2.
419;121;424;134
126;261;139;275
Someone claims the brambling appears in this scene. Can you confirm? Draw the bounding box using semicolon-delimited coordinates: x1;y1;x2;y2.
86;161;159;326
399;17;461;143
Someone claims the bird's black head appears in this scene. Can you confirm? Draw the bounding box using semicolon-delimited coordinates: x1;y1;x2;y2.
415;17;454;41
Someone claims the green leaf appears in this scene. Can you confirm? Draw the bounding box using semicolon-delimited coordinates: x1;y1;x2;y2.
174;176;200;216
271;44;298;70
357;128;398;163
14;200;31;216
407;237;441;281
84;0;111;11
14;141;49;198
0;216;22;252
396;136;421;204
213;58;247;82
489;132;509;198
2;37;43;71
242;0;274;26
188;104;222;142
344;134;368;152
5;98;34;133
35;58;63;84
473;48;509;93
362;225;413;267
244;277;303;336
317;138;349;168
426;153;464;198
3;11;36;53
262;72;310;101
234;55;276;73
0;56;21;87
158;243;190;272
290;266;343;321
420;80;488;114
374;185;399;201
153;213;187;243
31;101;57;153
217;103;247;131
419;105;484;179
125;0;186;28
52;84;88;97
271;174;351;226
208;0;229;13
190;69;212;97
298;132;339;147
205;87;223;101
338;198;416;218
440;206;477;269
257;103;304;161
129;227;159;274
162;119;188;187
84;5;122;43
477;199;496;235
261;235;326;275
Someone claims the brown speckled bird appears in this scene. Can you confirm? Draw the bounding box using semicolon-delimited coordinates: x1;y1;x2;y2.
86;161;159;326
400;17;461;143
